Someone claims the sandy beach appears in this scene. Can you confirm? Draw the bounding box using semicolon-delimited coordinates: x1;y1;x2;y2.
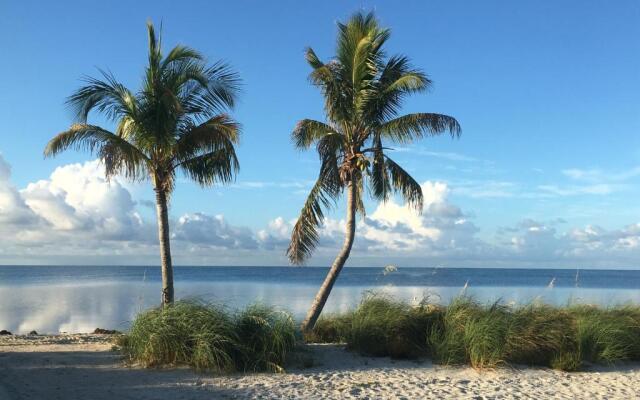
0;334;638;399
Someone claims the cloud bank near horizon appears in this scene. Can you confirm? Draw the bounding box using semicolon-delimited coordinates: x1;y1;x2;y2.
0;154;638;268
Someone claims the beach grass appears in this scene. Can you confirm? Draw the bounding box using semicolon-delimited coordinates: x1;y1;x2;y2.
234;303;296;372
308;294;640;371
119;300;295;373
346;293;436;359
119;296;640;374
303;312;354;344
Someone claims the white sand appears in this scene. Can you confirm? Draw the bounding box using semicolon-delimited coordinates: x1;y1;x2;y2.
1;335;639;399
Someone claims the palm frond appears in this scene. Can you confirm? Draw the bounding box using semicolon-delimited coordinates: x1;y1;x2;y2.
384;156;423;211
44;124;149;181
203;61;241;111
162;45;203;69
287;140;342;265
368;134;391;201
307;59;351;124
176;148;239;186
292;119;340;149
146;21;163;88
287;176;337;265
174;114;240;164
67;70;137;122
364;56;431;122
315;131;344;163
305;47;325;69
379;113;461;144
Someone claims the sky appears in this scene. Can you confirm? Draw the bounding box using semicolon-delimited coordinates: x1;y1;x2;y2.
0;0;639;268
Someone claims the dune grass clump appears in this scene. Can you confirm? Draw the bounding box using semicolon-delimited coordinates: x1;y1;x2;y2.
462;302;512;368
505;304;573;367
569;305;640;365
120;300;296;373
324;294;640;372
428;298;640;370
234;304;296;372
120;300;237;372
304;312;354;343
346;293;441;359
120;297;640;374
428;296;474;365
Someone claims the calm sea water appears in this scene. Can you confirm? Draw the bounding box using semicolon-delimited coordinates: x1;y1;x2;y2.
1;266;639;334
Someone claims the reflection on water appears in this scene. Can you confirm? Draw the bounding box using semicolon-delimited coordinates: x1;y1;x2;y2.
1;280;639;334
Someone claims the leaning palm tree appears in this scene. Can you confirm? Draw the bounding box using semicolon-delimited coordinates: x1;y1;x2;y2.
44;22;240;306
289;12;461;332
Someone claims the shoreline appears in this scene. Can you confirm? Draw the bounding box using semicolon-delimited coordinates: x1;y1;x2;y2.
1;334;639;399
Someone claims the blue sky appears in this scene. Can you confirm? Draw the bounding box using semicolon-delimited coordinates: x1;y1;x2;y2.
0;1;639;267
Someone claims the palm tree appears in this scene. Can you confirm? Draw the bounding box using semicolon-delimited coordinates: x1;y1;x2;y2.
288;12;461;332
44;22;241;306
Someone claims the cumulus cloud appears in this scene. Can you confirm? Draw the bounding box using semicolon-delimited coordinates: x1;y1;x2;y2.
1;152;639;268
173;213;258;250
359;182;478;253
257;217;293;250
256;182;483;262
492;219;640;267
20;160;148;241
0;154;270;263
0;157;40;227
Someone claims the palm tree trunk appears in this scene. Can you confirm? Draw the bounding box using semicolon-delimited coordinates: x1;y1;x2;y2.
154;188;174;306
301;180;357;332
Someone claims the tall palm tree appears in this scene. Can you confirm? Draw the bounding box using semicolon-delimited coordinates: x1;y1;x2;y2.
289;12;461;332
44;22;240;306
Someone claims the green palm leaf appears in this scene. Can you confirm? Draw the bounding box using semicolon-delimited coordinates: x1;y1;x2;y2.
292;119;339;149
44;124;150;181
380;113;461;144
384;156;423;211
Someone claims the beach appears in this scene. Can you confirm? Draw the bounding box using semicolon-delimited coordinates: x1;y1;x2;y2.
1;334;638;400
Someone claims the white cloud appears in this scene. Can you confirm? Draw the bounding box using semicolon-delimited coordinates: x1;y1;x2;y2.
0;152;640;268
536;183;622;196
0;157;40;227
260;182;482;259
562;166;640;183
493;219;640;267
450;180;518;198
20;160;146;241
230;180;314;190
395;148;482;163
173;213;258;250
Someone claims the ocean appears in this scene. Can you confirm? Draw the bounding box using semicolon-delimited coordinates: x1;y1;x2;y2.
1;265;639;334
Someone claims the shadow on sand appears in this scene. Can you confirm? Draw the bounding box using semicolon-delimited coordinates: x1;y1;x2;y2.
0;350;241;400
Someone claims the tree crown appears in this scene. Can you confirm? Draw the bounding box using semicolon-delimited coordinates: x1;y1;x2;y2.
45;21;241;194
288;12;461;264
